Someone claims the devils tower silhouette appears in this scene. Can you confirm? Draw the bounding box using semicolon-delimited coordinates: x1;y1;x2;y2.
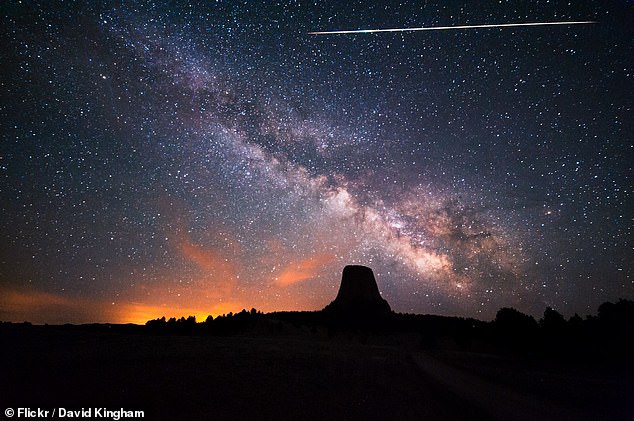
323;265;392;324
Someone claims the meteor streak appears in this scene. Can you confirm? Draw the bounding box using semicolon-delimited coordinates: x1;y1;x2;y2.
308;21;596;35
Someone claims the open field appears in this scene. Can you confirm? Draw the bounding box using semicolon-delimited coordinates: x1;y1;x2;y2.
1;325;631;420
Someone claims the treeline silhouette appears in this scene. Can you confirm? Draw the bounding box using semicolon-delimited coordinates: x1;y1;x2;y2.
479;300;633;362
145;308;264;335
139;299;634;363
3;299;631;364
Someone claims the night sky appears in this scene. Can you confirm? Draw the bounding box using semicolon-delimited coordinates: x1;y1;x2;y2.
1;1;632;324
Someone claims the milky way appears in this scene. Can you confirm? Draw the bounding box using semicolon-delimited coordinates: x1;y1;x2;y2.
1;1;632;323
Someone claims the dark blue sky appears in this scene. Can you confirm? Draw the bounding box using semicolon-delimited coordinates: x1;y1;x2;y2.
1;1;632;323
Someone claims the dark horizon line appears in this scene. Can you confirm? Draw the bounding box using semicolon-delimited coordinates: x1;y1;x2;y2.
4;297;631;327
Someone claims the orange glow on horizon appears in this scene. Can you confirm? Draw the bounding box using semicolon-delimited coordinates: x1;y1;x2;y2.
0;287;253;325
112;301;248;325
0;227;349;325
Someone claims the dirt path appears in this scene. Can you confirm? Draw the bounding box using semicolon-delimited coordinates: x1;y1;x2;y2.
412;352;598;421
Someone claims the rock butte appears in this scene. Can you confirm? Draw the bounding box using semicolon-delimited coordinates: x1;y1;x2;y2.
323;265;392;318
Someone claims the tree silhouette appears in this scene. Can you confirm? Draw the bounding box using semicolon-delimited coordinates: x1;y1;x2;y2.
598;299;634;328
494;307;538;352
495;307;538;331
540;307;566;331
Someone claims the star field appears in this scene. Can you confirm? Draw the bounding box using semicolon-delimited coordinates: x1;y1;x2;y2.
0;1;632;324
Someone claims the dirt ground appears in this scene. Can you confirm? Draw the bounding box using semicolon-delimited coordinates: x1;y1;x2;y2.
1;327;487;420
1;326;631;420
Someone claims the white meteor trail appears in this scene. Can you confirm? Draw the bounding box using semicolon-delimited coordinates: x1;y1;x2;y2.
308;21;596;35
